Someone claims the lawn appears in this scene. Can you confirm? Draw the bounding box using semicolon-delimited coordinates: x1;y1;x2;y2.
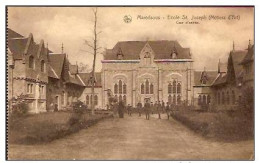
8;111;112;145
171;109;254;142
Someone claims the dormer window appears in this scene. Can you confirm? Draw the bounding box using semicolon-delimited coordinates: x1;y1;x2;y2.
117;48;123;60
171;49;177;59
144;52;151;65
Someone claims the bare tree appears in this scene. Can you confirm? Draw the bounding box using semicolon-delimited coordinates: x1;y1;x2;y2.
84;8;102;115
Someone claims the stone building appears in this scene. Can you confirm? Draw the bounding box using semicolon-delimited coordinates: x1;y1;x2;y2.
101;41;194;107
8;28;49;113
193;69;218;108
239;42;254;89
211;45;249;110
47;52;85;111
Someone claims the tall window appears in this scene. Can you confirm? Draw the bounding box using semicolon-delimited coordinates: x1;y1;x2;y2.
203;95;206;105
27;83;33;94
41;60;45;72
173;80;177;93
177;83;181;94
145;80;149;94
168;79;181;105
141;83;144;94
114;83;118;94
94;95;98;105
123;95;126;104
150;83;154;94
86;95;89;105
226;91;230;105
168;83;172;94
198;95;201;105
29;56;34;69
62;91;65;105
232;90;235;105
123;83;127;94
140;80;153;95
119;80;122;94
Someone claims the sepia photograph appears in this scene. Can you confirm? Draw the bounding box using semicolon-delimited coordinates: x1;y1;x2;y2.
6;6;254;160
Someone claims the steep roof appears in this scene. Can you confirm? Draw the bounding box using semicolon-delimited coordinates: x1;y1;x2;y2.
240;45;254;65
48;54;66;78
212;73;227;86
194;70;218;86
104;40;191;60
230;50;247;79
8;38;28;59
8;28;24;39
78;72;102;87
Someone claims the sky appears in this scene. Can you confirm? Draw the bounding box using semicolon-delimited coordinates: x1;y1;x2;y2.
8;7;254;72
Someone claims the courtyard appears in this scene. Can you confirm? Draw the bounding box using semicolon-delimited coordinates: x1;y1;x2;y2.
8;113;254;160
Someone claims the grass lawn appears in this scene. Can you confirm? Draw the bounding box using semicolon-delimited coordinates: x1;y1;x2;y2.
171;109;254;142
8;111;112;145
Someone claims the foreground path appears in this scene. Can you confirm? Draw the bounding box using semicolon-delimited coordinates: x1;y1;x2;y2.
8;114;254;160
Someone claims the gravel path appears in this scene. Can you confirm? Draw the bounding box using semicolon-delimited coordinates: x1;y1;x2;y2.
8;113;254;160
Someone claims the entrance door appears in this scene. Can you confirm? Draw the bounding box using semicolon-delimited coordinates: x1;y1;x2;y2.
55;96;59;111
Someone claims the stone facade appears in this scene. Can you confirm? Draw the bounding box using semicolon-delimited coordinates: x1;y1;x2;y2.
102;41;194;108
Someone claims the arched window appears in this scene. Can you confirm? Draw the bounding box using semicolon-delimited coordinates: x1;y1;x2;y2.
86;95;89;105
198;95;201;105
177;95;181;105
123;95;126;104
222;92;225;105
173;94;176;105
168;83;172;94
227;91;230;105
119;95;122;102
41;60;45;72
207;95;211;104
173;80;177;93
145;80;149;94
141;83;144;94
119;80;122;94
150;83;154;94
232;90;235;104
114;83;118;94
203;95;206;105
94;95;98;105
177;83;181;94
123;83;127;94
168;95;172;104
29;56;34;69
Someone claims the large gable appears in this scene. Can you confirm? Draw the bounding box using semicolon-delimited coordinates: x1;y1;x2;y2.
48;54;66;79
104;40;191;60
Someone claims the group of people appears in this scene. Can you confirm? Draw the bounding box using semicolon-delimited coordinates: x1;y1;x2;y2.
111;100;176;120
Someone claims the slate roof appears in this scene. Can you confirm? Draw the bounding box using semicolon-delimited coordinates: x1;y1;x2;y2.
8;38;28;59
194;71;218;86
240;45;254;65
212;50;247;87
104;40;191;60
8;28;24;39
48;54;66;79
78;72;102;87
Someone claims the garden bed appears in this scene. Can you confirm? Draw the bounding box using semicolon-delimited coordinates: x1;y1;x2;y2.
171;109;254;142
8;111;112;145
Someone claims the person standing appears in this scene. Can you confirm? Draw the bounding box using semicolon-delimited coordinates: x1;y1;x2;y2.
137;101;142;117
162;100;165;113
127;104;132;116
157;101;161;119
144;100;150;120
166;102;171;120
